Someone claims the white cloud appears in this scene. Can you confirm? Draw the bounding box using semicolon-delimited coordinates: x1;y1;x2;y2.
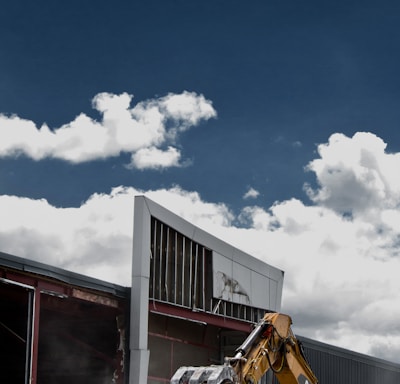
129;146;181;170
243;187;260;200
0;188;135;282
1;131;400;363
0;91;216;169
158;91;217;132
305;132;400;215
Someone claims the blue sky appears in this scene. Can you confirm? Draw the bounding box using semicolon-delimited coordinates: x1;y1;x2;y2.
1;0;400;363
2;0;400;209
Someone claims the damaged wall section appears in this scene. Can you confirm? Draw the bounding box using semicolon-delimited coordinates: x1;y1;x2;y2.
0;252;129;384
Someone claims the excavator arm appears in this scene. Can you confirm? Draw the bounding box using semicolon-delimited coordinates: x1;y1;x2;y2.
170;312;318;384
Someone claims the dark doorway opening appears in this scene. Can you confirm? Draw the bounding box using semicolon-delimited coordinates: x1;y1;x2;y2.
0;280;34;384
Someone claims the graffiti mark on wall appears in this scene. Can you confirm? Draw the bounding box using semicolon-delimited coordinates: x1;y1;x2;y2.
214;271;250;305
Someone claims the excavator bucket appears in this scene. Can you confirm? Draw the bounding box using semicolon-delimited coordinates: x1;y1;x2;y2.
170;365;237;384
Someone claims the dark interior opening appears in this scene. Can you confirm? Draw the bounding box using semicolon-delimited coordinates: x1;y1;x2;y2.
37;293;124;384
0;280;33;384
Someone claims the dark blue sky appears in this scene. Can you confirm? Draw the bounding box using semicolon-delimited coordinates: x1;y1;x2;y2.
1;0;400;211
2;2;400;361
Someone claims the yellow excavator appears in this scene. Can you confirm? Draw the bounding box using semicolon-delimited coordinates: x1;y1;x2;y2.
170;312;318;384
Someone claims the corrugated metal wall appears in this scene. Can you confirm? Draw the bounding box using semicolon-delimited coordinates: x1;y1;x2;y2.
271;336;400;384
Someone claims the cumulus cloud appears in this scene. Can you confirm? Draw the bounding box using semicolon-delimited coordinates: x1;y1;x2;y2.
0;91;216;169
243;187;260;200
305;132;400;216
1;131;400;363
0;189;135;283
129;146;181;170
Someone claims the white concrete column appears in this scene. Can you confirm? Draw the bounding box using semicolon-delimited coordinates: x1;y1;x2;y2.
129;196;151;384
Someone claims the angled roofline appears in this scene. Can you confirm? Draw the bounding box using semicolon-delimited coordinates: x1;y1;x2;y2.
0;250;128;298
139;195;284;282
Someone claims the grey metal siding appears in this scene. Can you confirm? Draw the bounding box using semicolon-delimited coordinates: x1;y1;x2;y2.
299;336;400;384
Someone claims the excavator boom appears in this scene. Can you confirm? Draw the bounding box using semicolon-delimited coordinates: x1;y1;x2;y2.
170;312;318;384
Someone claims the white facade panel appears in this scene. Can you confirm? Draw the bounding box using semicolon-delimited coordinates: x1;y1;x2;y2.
251;270;270;310
136;195;284;316
213;251;282;312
